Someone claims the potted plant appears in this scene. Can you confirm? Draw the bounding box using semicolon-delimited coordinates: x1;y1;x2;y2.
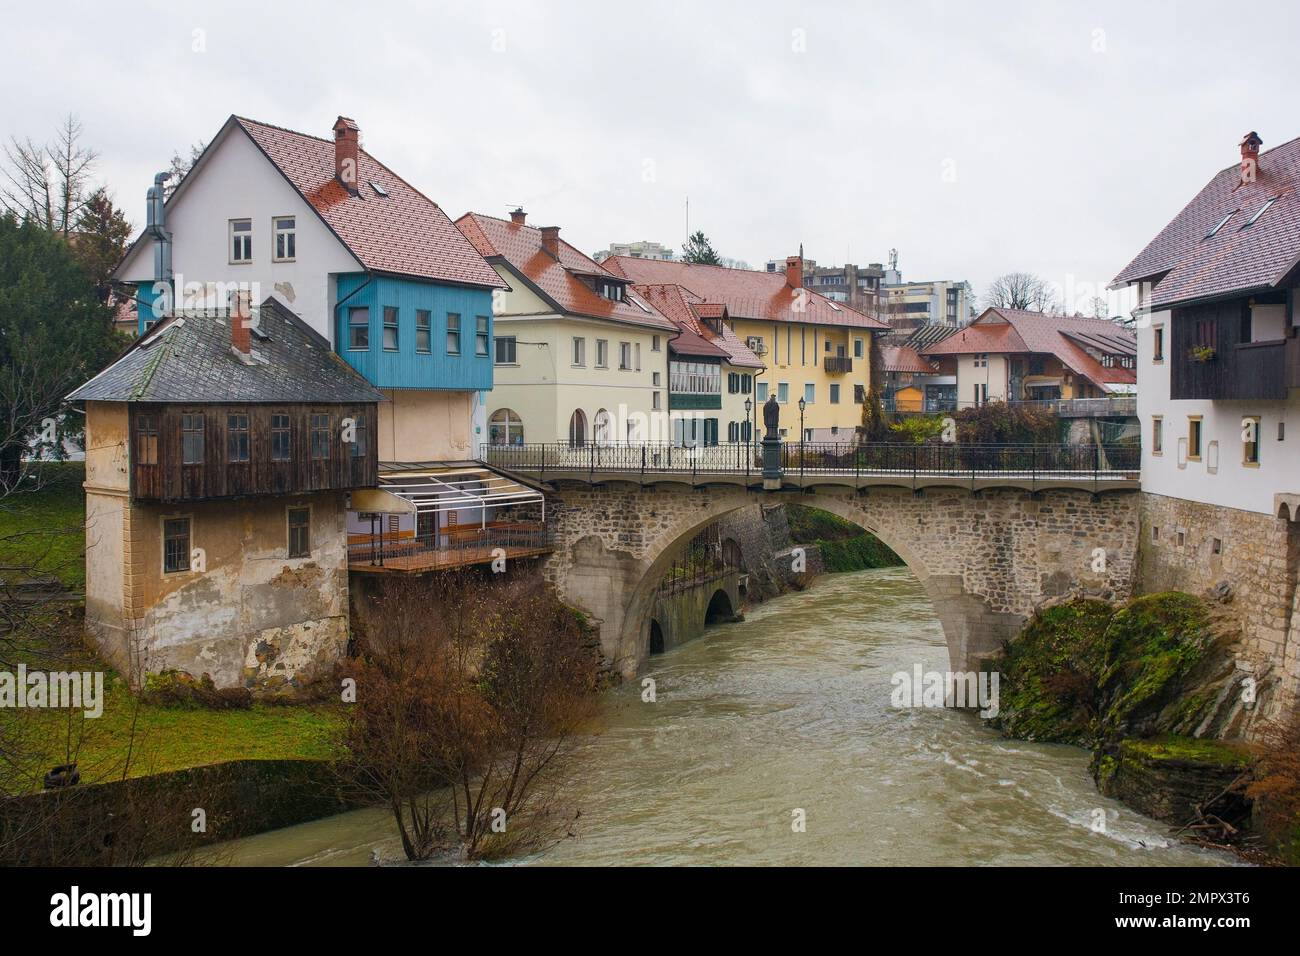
1188;344;1217;363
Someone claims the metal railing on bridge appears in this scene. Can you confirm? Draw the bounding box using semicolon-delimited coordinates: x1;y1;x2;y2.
482;441;1139;482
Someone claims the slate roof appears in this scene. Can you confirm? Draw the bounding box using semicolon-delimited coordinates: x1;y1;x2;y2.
1112;133;1300;309
921;308;1137;390
68;297;386;405
455;213;675;331
632;283;765;368
602;256;889;330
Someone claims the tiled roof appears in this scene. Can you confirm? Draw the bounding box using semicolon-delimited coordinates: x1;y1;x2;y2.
602;256;889;330
921;308;1136;389
632;283;764;367
455;213;675;331
880;345;937;374
1112;134;1300;308
232;117;505;289
68;297;386;405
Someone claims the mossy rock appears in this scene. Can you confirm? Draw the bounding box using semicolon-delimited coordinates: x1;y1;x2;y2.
990;598;1114;745
1093;735;1252;825
1097;592;1232;741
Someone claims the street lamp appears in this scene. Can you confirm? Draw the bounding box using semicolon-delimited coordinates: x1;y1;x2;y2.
798;396;807;472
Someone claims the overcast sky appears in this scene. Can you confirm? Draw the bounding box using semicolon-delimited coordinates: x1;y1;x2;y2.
6;0;1299;313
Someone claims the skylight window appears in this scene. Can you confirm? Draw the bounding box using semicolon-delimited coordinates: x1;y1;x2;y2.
627;293;652;314
827;301;841;312
1205;210;1235;238
369;180;389;197
1240;196;1278;229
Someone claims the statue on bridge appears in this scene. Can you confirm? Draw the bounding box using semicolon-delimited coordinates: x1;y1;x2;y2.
762;394;780;440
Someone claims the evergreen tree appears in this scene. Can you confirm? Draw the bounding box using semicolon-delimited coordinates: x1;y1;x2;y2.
680;230;722;265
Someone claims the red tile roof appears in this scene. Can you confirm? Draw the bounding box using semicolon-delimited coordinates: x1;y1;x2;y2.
922;308;1136;390
1113;133;1300;308
602;257;889;330
455;213;676;331
880;345;937;374
632;283;764;367
233;117;505;289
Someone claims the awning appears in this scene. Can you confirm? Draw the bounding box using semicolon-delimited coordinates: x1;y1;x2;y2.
1101;382;1137;395
361;463;546;521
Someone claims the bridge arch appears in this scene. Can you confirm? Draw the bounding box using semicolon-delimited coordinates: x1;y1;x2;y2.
542;482;1138;679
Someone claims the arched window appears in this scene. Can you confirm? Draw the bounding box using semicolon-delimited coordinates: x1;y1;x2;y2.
594;408;611;445
489;408;524;445
568;409;588;448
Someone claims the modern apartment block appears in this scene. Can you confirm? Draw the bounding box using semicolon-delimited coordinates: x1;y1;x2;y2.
594;240;676;263
1113;129;1300;710
764;258;886;315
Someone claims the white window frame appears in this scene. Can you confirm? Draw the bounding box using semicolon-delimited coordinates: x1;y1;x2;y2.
229;218;252;264
272;215;296;262
572;337;586;367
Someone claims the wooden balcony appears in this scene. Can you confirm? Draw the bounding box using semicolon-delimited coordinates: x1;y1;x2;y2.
1170;299;1300;401
347;521;552;574
824;356;853;374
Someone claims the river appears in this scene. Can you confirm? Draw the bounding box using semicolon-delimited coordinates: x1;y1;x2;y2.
213;568;1236;867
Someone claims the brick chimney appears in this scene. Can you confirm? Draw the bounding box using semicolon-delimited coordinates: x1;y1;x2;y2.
1240;131;1263;185
231;292;252;357
333;116;360;194
540;225;560;258
785;253;804;290
510;207;527;225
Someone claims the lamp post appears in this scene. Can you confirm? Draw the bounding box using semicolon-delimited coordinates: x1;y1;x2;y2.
744;396;753;471
798;396;807;474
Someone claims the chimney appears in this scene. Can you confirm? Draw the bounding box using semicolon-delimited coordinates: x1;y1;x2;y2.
510;207;527;225
540;225;560;258
1240;131;1263;185
785;253;803;290
230;292;252;357
333;116;360;194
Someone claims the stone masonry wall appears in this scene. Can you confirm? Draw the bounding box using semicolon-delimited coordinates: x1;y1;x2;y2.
1137;491;1300;716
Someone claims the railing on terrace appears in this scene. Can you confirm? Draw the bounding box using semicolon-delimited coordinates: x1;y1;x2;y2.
481;441;1139;481
348;522;552;569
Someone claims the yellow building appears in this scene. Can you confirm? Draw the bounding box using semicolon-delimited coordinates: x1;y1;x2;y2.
604;255;889;442
457;211;676;446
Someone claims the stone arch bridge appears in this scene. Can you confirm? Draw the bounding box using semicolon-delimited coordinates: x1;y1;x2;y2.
486;442;1141;679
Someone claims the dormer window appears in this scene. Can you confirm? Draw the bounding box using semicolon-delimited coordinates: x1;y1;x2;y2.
597;280;624;302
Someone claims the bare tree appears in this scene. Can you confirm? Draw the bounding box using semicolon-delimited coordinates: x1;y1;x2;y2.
341;572;599;862
1;115;98;236
165;142;206;199
983;272;1060;313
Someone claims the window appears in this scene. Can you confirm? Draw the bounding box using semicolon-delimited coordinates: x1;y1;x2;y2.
415;310;431;353
1243;415;1261;466
311;413;330;461
572;337;586;366
273;216;296;261
651;335;661;352
652;391;661;410
1151;416;1163;456
348;307;369;350
594;409;612;445
619;342;632;370
227;414;250;463
1152;525;1160;542
495;336;517;364
288;507;311;558
271;414;291;461
136;414;158;465
475;316;490;356
829;384;841;404
635;342;641;371
229;219;252;263
382;307;399;351
777;382;789;404
1187;416;1203;461
854;384;866;404
351;413;366;459
1152;325;1164;362
652;371;661;387
1212;537;1222;556
854;338;864;359
804;383;815;404
568;409;587;447
1241;197;1278;229
163;517;191;573
489;408;525;445
756;382;769;401
446;313;461;354
974;384;988;406
728;373;739;394
974;353;988;368
596;339;609;368
597;279;624;301
181;413;204;465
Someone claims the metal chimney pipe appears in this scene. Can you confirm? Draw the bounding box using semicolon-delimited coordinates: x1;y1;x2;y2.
147;172;173;285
